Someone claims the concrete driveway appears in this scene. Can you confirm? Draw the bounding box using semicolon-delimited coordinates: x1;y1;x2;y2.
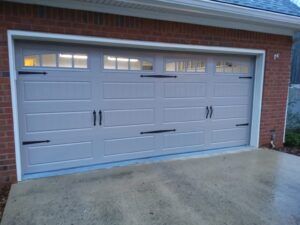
2;149;300;225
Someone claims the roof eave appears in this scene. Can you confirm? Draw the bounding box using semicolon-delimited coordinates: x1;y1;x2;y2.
5;0;300;36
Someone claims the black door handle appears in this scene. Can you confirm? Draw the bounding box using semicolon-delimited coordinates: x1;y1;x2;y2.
206;106;209;119
93;110;96;126
99;110;102;126
210;106;213;118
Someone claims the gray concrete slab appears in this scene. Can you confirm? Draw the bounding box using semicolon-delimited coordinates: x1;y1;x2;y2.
2;149;300;225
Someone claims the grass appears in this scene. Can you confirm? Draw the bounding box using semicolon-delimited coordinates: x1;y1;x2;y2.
276;129;300;157
285;129;300;148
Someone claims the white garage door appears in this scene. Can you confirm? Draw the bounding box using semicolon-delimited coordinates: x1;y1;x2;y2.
16;41;254;175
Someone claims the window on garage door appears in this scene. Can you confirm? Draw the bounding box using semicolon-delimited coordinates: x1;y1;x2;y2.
164;57;206;73
215;60;249;74
103;54;154;71
23;51;89;69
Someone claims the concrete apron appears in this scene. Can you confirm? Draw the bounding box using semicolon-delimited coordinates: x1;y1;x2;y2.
1;149;300;225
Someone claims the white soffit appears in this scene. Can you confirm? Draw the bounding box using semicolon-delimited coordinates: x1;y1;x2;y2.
5;0;300;36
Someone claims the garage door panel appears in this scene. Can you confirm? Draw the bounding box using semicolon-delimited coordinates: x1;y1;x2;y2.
162;121;206;130
104;136;155;156
26;141;93;166
162;98;207;108
103;109;155;127
164;82;207;98
22;131;96;145
163;107;206;123
212;77;252;83
209;140;249;149
102;99;155;109
102;125;155;134
212;105;249;120
22;101;92;113
25;111;93;132
214;83;250;97
212;128;249;144
211;118;250;129
163;131;205;149
103;82;155;99
24;81;92;101
211;97;250;106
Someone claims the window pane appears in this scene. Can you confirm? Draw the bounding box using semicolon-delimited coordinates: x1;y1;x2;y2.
59;54;72;68
41;54;56;67
129;58;141;70
241;65;249;73
216;62;223;73
186;60;196;72
166;61;175;72
196;61;206;72
117;57;129;70
24;55;40;67
224;62;233;73
74;54;88;68
104;56;116;69
224;67;232;73
142;60;153;71
232;65;240;73
176;61;185;72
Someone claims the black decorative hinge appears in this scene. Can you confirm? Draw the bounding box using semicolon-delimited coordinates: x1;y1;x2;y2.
239;76;252;79
140;75;177;78
141;129;176;134
18;71;47;75
236;123;249;127
23;140;50;145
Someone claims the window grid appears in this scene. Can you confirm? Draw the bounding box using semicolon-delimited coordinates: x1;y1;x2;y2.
103;55;153;71
23;53;88;69
165;58;206;73
216;61;249;74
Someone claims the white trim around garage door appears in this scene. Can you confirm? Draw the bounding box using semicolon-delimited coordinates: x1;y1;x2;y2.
7;30;266;181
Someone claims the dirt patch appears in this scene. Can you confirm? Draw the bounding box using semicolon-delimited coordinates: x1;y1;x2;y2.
275;147;300;157
0;185;10;222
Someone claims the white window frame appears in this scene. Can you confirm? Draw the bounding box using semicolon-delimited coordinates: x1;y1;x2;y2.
7;30;265;181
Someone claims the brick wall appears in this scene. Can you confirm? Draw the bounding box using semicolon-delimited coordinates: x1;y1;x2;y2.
0;2;292;185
